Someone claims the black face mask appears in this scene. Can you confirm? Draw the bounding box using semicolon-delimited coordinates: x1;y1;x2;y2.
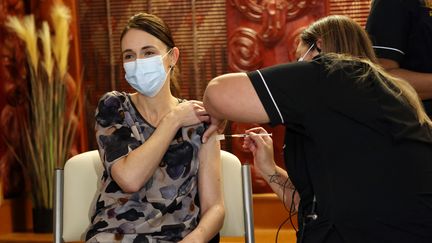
297;43;322;62
298;43;315;62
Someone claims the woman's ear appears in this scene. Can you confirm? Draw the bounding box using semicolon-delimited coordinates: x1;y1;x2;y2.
171;47;180;66
316;38;323;52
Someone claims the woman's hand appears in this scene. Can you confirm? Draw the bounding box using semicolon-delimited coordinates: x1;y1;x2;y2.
169;100;210;128
242;127;277;176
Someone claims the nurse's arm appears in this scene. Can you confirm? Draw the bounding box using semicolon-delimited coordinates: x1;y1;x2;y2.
202;73;270;142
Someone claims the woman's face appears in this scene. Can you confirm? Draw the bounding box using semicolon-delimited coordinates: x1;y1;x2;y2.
295;40;320;61
121;28;171;66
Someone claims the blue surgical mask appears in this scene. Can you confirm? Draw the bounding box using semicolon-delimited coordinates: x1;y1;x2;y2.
298;43;315;62
123;50;172;97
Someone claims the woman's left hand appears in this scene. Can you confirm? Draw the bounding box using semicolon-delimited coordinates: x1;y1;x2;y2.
169;100;210;128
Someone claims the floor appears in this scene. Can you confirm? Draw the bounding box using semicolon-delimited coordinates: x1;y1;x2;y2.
221;229;297;242
221;193;298;243
0;230;297;243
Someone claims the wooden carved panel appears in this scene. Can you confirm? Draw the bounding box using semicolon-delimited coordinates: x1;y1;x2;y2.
0;0;27;200
226;0;326;193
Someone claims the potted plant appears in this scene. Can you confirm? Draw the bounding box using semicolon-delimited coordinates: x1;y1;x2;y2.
5;3;79;233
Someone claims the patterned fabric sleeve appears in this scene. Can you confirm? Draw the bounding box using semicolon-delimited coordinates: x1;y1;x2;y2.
95;91;141;176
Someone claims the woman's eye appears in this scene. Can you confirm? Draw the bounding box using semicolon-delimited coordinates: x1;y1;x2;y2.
143;51;156;57
123;54;134;61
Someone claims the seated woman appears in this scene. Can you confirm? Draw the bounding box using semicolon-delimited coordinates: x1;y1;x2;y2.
86;13;224;243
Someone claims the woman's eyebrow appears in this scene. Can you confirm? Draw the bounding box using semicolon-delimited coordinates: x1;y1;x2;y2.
122;45;156;55
140;45;156;50
122;49;133;55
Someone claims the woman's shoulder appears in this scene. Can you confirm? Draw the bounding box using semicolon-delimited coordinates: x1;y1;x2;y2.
98;91;130;103
95;91;131;127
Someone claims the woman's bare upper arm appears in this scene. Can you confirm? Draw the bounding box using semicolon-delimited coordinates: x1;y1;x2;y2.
203;72;270;123
198;133;223;210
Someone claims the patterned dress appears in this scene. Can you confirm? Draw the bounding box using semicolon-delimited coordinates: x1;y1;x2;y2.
86;91;206;243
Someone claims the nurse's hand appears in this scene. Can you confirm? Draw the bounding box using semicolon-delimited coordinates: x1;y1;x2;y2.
242;127;276;176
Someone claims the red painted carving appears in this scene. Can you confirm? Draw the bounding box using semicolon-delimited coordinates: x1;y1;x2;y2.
229;0;264;22
285;0;321;20
285;25;307;61
226;0;326;193
259;0;288;44
228;28;263;72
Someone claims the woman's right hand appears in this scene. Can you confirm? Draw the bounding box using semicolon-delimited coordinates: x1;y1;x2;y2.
169;100;210;128
242;127;277;176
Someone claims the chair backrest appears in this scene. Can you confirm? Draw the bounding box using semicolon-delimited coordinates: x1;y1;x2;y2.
219;150;246;237
61;150;251;241
62;150;102;241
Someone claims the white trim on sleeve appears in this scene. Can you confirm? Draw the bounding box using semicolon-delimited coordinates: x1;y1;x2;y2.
372;45;405;55
256;70;284;123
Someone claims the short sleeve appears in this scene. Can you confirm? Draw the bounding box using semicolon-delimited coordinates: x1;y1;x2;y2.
365;0;410;63
95;91;141;174
247;61;320;126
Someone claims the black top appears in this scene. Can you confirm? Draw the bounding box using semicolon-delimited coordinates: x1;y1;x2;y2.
247;56;432;243
366;0;432;116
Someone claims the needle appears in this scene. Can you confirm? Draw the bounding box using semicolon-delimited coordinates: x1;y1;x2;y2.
216;133;272;141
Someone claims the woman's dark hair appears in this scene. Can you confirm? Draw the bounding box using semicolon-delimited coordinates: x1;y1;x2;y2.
121;13;174;49
121;13;180;96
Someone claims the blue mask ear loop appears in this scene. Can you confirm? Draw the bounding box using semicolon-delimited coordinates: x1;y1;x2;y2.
163;48;175;73
162;47;175;73
298;43;315;61
162;48;173;61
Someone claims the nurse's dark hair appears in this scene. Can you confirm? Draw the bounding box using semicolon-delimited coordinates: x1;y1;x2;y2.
301;15;377;62
120;13;180;96
302;15;431;126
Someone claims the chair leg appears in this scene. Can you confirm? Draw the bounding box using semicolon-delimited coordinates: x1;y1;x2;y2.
53;169;64;243
241;164;255;243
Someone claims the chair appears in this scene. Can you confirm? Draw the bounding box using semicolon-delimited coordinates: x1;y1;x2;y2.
54;151;104;242
219;150;255;242
54;150;255;243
